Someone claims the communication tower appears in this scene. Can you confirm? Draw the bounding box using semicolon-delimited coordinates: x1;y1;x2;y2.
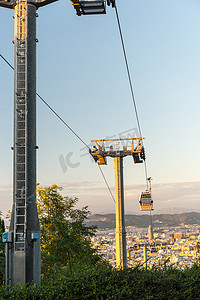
0;0;57;286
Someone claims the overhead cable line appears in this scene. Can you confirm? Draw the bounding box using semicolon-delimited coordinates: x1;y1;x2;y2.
114;4;154;231
0;52;115;203
37;94;115;202
0;52;88;149
36;93;89;149
115;4;152;226
114;4;149;189
0;54;14;71
98;165;115;203
0;54;86;146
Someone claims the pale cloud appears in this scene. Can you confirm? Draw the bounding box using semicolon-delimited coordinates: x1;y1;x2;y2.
1;181;200;217
0;184;12;192
167;199;176;202
0;184;12;217
59;181;93;188
59;181;200;214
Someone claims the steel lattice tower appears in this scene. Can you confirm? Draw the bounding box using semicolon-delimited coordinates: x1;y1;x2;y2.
0;0;57;285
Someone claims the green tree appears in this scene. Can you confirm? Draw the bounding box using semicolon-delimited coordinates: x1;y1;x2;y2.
37;184;101;274
0;214;5;284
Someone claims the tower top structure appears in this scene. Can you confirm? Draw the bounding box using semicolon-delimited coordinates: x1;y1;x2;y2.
90;137;145;165
0;0;57;9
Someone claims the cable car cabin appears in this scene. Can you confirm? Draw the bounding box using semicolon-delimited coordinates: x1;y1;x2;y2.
150;247;157;256
139;192;153;211
71;0;106;16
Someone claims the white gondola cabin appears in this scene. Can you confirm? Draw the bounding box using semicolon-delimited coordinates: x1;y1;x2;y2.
139;191;153;211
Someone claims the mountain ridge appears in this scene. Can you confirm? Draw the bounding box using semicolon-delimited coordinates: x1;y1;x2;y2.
85;212;200;229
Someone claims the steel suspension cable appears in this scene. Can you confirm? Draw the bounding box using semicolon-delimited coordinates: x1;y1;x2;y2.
0;54;14;70
36;93;89;149
37;94;116;202
0;53;88;148
98;165;115;203
114;4;149;189
0;52;115;202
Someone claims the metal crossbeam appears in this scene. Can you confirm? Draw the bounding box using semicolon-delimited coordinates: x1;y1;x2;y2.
90;138;145;165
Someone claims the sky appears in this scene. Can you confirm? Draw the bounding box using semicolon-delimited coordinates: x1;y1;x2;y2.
0;0;200;218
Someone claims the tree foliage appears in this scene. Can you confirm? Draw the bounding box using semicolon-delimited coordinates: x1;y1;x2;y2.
1;264;200;299
37;184;101;274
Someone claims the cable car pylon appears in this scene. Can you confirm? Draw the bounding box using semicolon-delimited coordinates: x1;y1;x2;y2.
0;0;57;286
90;137;145;268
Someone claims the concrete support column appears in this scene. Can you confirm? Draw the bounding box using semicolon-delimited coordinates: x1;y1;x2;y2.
7;1;41;285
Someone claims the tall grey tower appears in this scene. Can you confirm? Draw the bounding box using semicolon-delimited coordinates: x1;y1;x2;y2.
0;0;57;285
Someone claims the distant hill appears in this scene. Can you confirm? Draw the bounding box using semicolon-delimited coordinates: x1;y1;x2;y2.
85;212;200;229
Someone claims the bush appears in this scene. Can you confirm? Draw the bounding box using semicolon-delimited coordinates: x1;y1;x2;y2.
1;264;200;299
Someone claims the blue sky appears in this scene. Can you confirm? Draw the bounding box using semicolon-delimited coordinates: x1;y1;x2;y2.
0;0;200;216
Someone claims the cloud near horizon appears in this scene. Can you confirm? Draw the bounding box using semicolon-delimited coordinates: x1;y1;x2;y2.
0;181;200;217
